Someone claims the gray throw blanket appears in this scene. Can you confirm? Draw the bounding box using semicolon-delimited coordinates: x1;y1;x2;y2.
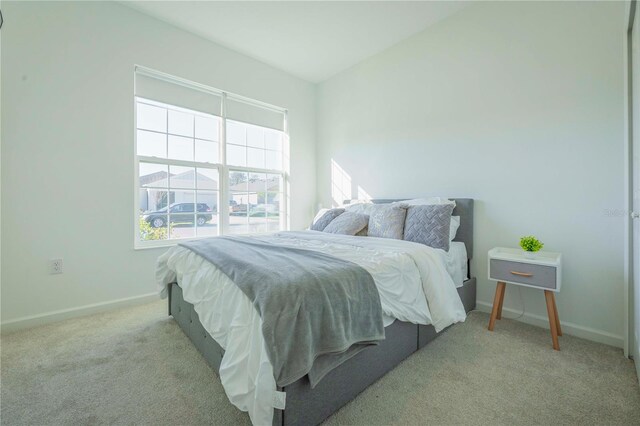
179;236;385;387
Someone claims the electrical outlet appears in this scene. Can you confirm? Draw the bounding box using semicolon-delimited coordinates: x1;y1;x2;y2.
50;258;63;274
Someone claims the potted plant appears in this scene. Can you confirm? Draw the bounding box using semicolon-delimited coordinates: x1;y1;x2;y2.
520;236;544;259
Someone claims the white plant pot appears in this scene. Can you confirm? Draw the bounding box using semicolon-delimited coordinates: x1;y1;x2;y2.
523;251;538;259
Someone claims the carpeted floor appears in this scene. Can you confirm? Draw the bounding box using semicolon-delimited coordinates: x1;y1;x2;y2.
1;301;639;425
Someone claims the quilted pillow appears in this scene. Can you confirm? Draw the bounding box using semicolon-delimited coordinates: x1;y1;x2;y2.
311;208;345;231
394;198;459;241
367;204;408;240
403;204;455;251
322;212;369;235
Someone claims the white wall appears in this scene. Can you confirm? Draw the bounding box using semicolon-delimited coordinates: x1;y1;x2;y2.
317;1;626;346
1;1;316;326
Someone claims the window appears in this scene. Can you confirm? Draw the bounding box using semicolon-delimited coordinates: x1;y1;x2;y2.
135;67;288;247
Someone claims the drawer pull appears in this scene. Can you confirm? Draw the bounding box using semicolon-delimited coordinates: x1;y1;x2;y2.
511;271;533;277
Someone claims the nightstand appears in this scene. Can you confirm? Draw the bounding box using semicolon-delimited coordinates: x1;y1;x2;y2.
487;247;563;350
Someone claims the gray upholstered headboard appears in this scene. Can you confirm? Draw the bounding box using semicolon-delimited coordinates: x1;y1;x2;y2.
343;198;474;259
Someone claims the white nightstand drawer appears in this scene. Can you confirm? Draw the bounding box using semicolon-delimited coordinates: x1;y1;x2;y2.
489;259;557;290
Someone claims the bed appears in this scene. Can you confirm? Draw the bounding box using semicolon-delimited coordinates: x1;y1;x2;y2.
158;198;475;426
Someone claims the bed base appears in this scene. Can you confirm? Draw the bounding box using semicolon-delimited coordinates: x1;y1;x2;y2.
168;277;476;426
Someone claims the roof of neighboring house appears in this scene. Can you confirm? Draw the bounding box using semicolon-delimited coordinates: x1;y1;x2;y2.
141;170;219;191
139;171;172;186
229;177;280;192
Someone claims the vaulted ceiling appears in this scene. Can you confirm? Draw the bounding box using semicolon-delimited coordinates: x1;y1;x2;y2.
121;1;468;83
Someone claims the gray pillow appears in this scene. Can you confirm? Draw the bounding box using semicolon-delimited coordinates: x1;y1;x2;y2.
368;204;408;240
322;212;369;235
311;208;345;231
344;202;376;215
403;204;455;251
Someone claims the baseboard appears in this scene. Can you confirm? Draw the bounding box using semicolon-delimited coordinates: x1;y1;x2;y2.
1;295;625;348
1;292;159;334
476;301;624;348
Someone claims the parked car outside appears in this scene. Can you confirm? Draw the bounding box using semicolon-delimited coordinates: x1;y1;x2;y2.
249;204;279;217
144;203;212;228
230;202;249;215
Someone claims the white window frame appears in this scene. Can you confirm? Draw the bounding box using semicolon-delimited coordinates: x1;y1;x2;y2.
133;66;289;249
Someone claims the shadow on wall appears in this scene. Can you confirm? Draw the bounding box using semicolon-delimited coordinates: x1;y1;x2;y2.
331;159;371;206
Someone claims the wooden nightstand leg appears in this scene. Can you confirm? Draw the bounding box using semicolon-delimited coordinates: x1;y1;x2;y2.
496;283;506;320
488;282;506;331
551;292;562;336
544;290;560;350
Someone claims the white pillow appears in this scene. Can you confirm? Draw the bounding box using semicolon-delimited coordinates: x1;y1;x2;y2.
449;215;460;241
400;197;456;207
346;199;371;205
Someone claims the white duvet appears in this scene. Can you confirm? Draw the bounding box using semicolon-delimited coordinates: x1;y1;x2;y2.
156;231;466;426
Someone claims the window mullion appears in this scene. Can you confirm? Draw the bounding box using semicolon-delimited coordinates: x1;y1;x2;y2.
193;116;197;228
166;107;171;238
283;109;290;231
137;156;220;169
220;92;229;235
222;165;284;175
133;94;141;247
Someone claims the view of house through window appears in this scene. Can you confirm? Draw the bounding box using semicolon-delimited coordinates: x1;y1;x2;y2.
228;170;282;234
135;69;287;246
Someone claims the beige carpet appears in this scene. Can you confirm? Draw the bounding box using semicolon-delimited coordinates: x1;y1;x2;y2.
1;301;639;425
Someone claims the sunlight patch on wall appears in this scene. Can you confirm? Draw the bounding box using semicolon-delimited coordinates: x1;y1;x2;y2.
331;159;352;206
357;186;372;201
